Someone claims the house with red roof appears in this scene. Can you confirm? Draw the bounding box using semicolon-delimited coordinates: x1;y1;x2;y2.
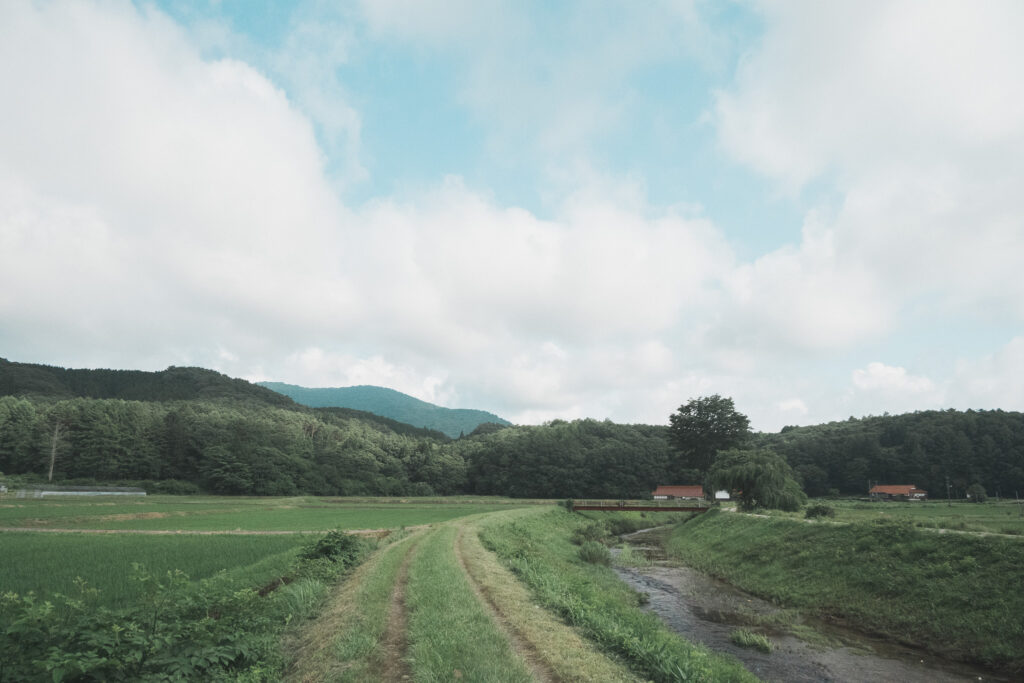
652;485;704;500
869;484;927;501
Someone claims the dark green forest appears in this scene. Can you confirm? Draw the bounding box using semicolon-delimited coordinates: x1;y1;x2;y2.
2;359;1023;499
756;410;1024;499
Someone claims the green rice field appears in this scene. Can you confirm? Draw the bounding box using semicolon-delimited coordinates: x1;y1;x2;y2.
0;533;306;607
0;495;538;608
0;495;536;530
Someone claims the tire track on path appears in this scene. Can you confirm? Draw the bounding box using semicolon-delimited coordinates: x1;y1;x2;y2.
453;524;558;683
371;533;422;682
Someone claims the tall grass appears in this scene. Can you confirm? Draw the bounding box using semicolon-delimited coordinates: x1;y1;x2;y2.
667;510;1024;670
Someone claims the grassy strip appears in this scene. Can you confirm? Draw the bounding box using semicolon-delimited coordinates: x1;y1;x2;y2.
666;510;1024;670
284;531;422;681
477;508;758;683
754;499;1024;536
406;524;534;682
458;513;642;682
0;532;307;607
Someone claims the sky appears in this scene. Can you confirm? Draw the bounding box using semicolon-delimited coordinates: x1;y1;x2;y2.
2;0;1023;432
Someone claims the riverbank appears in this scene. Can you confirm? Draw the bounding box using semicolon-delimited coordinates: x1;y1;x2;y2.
664;510;1024;674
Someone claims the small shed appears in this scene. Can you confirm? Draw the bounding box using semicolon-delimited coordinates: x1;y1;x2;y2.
869;484;927;501
652;485;704;500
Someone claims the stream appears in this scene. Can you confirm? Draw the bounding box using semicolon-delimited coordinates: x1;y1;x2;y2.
612;528;1004;683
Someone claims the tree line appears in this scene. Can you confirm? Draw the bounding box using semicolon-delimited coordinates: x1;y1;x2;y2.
756;409;1024;499
2;358;1022;500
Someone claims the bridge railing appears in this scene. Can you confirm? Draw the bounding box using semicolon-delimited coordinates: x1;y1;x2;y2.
571;499;712;511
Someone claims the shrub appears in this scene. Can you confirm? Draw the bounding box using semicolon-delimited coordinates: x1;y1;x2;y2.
300;529;365;568
604;517;646;536
578;540;611;565
805;504;836;519
570;522;608;545
966;483;987;503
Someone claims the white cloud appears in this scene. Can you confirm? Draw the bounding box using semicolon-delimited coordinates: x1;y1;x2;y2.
852;362;936;395
0;1;741;426
715;214;891;352
777;398;808;416
716;0;1024;192
3;0;1022;433
712;0;1024;351
0;1;356;359
949;337;1024;411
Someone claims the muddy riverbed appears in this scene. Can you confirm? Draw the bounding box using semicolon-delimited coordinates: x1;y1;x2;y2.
613;528;1003;682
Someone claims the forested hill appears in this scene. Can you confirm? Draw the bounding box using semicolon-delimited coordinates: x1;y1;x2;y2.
756;409;1024;498
259;382;510;438
0;359;295;408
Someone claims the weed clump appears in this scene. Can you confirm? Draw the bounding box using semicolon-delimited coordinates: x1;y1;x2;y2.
804;504;836;520
578;540;611;565
730;629;772;653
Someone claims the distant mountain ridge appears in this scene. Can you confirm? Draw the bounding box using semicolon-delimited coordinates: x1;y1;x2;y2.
0;358;295;407
258;382;510;438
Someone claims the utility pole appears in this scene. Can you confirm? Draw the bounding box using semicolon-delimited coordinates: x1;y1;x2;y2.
48;422;64;482
946;475;951;507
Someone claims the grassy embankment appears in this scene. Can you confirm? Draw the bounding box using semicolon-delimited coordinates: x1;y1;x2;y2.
666;509;1024;672
754;498;1024;535
477;507;758;683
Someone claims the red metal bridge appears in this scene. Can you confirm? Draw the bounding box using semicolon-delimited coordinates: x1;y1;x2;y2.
571;499;710;513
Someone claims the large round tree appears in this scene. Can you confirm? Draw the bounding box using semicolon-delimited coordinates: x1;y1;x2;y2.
668;395;750;477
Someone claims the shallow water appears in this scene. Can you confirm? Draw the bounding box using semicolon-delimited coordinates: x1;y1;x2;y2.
613;529;1004;683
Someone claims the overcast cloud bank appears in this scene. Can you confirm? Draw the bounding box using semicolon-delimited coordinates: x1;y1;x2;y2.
2;0;1022;431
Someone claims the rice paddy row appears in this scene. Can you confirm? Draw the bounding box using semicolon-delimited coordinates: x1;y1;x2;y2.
0;494;531;531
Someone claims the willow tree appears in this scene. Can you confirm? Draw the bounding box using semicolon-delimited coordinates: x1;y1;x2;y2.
707;448;806;511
